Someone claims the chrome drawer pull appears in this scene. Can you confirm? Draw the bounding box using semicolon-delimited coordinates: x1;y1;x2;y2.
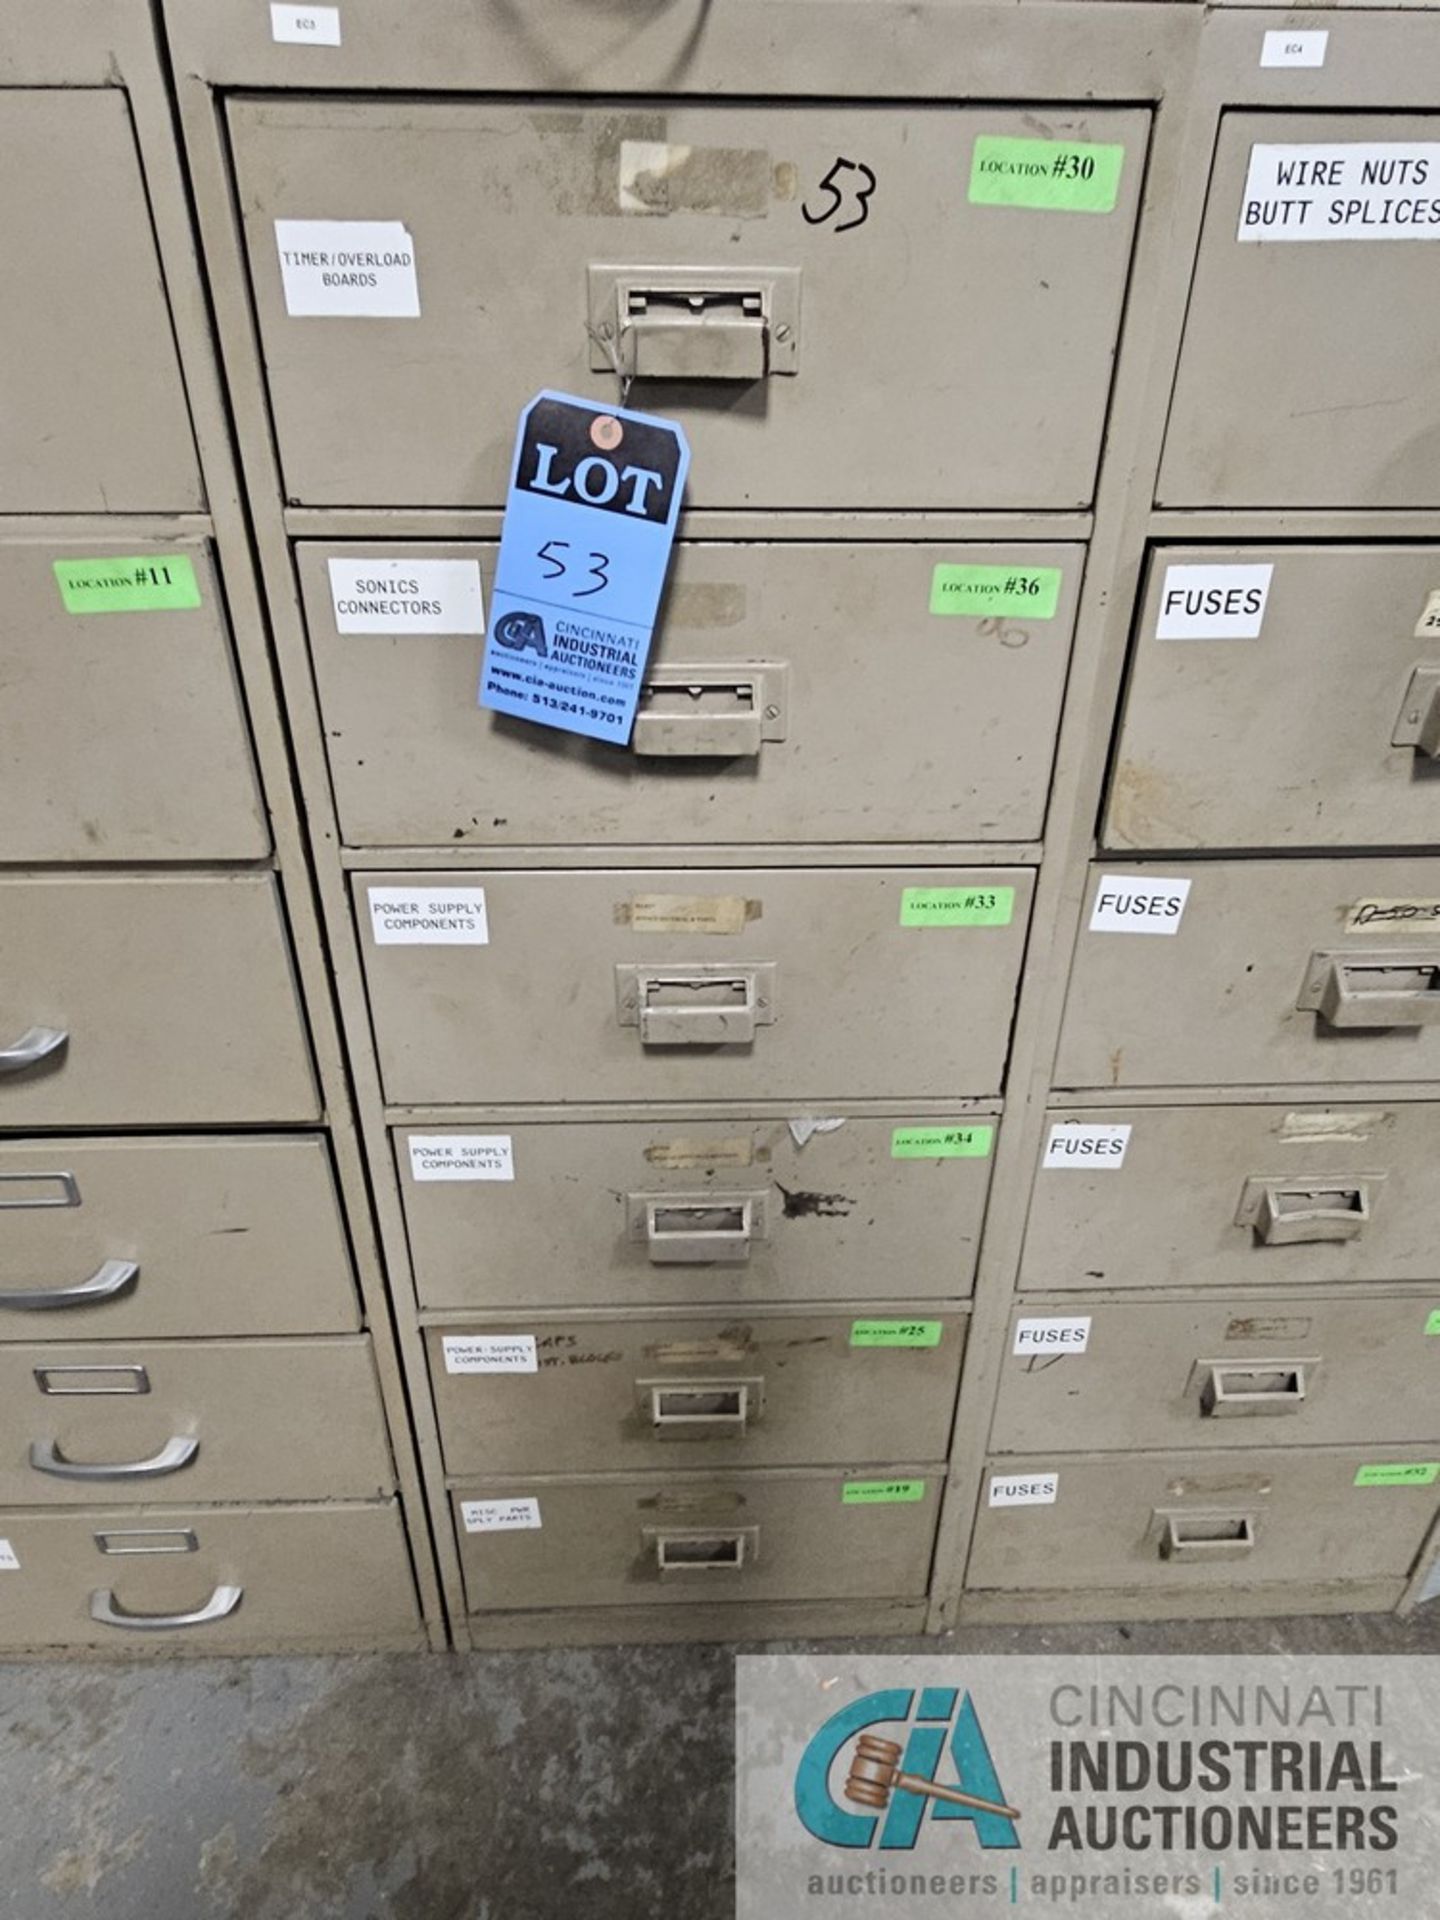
0;1260;138;1312
30;1434;198;1480
90;1584;242;1631
0;1026;67;1076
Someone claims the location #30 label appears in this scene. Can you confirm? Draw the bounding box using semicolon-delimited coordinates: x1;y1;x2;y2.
479;391;690;745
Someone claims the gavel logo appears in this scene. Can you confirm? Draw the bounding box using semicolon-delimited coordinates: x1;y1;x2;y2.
843;1734;1021;1822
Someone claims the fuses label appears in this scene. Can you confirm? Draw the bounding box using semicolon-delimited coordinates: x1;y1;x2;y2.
328;558;485;635
1239;144;1440;242
1014;1317;1092;1356
275;219;419;316
1155;564;1273;639
407;1135;514;1183
1089;875;1191;935
442;1335;537;1375
1043;1123;1132;1169
461;1498;541;1533
367;886;488;946
988;1473;1059;1508
968;138;1125;214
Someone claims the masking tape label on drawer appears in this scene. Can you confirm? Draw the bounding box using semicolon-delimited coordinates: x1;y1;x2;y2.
270;4;342;43
968;137;1124;214
1155;564;1272;639
328;558;484;634
1014;1317;1091;1356
644;1136;754;1169
1089;875;1190;935
0;1541;18;1572
989;1472;1059;1507
408;1135;514;1182
367;886;488;945
1260;30;1327;68
618;894;755;935
929;565;1061;620
461;1498;541;1533
1043;1122;1131;1169
53;556;201;614
442;1335;537;1375
891;1125;994;1159
1239;144;1440;242
842;1480;926;1505
850;1320;944;1349
275;219;419;317
1355;1463;1439;1487
900;887;1014;928
1415;588;1440;638
1346;899;1440;932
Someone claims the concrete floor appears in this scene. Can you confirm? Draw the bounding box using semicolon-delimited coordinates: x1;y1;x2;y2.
2;1611;1435;1920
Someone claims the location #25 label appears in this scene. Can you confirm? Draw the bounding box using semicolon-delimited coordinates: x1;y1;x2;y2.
478;391;690;744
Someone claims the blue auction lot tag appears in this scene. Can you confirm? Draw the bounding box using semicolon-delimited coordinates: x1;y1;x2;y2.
478;391;690;743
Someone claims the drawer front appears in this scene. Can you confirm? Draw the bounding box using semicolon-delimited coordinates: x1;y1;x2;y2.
301;540;1080;847
0;1502;420;1650
0;1338;393;1506
0;92;201;512
0;539;267;861
968;1450;1440;1594
0;1137;358;1338
0;875;318;1125
1105;546;1440;854
1024;1103;1440;1292
1160;114;1440;509
398;1114;996;1311
993;1296;1439;1453
1057;860;1440;1090
357;868;1031;1104
230;98;1146;511
453;1469;942;1611
427;1311;965;1473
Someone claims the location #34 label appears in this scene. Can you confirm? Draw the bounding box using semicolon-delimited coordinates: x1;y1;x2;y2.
478;391;690;744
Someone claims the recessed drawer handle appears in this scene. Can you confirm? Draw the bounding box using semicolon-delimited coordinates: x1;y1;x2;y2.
1159;1513;1256;1562
651;1529;755;1574
1236;1177;1375;1245
90;1583;242;1631
632;664;788;759
1299;951;1440;1028
0;1260;139;1312
615;963;776;1047
1392;665;1440;758
644;1197;757;1265
646;1380;756;1436
0;1026;68;1077
30;1434;199;1481
1200;1363;1308;1418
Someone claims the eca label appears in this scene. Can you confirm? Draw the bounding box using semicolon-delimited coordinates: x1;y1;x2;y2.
1089;875;1191;935
1155;564;1273;639
1043;1123;1132;1170
478;391;689;744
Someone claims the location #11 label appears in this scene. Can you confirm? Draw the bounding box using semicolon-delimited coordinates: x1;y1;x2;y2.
478;391;690;743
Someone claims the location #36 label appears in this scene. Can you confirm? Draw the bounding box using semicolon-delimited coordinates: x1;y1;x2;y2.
478;391;690;744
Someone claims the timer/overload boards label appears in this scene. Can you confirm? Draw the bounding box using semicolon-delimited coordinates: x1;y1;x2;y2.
479;391;690;744
1239;145;1440;241
274;219;420;315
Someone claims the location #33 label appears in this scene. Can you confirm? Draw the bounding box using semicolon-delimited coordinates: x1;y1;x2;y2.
478;391;690;745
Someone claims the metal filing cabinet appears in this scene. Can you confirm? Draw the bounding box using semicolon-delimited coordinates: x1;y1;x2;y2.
0;2;433;1652
158;0;1440;1644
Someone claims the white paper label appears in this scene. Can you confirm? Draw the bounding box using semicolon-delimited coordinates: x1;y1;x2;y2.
275;219;420;316
461;1498;541;1534
0;1539;18;1572
367;886;488;946
1089;875;1191;936
1260;30;1327;69
408;1134;514;1183
1239;144;1440;242
1014;1316;1092;1356
328;559;484;635
988;1473;1059;1509
270;4;342;44
1415;588;1440;639
1043;1123;1132;1170
1156;564;1273;640
442;1335;537;1375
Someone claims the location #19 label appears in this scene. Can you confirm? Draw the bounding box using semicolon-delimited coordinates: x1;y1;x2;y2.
478;391;690;744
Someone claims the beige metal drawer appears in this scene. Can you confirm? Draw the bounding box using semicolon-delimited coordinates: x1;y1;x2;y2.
1160;114;1440;509
229;97;1146;511
453;1467;942;1612
1023;1103;1440;1292
0;91;201;512
993;1295;1440;1454
427;1309;965;1474
397;1114;996;1311
0;874;318;1125
0;539;267;862
300;540;1079;848
1105;546;1440;854
1057;861;1440;1091
968;1450;1440;1595
357;868;1031;1104
0;1137;358;1337
0;1337;393;1506
0;1502;420;1651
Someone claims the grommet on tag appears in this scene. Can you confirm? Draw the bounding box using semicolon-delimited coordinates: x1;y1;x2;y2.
590;414;623;451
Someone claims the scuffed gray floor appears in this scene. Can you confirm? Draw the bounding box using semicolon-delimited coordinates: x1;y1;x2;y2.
2;1612;1436;1920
